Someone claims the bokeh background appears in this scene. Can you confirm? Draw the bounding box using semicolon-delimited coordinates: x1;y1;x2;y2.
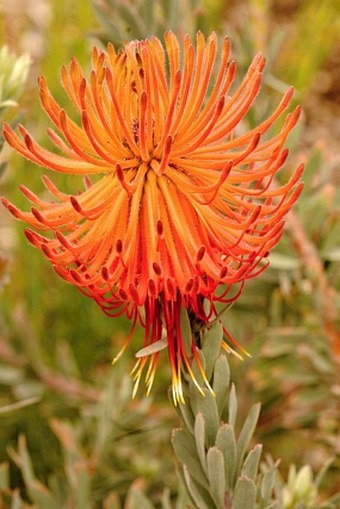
0;0;339;507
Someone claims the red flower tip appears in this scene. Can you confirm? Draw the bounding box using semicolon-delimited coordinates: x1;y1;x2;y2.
196;246;206;262
116;239;123;254
101;266;109;281
152;262;162;276
24;229;44;247
1;198;20;219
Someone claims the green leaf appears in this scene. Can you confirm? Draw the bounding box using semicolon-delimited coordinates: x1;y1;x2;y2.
168;0;182;32
302;146;323;191
236;403;261;474
0;396;41;415
213;355;230;418
207;447;225;509
190;389;220;448
8;436;40;494
215;424;237;491
125;481;155;509
0;462;9;489
321;247;340;262
263;502;279;509
182;466;215;509
319;493;340;509
202;321;223;380
25;480;59;509
190;349;206;387
117;3;146;39
180;306;193;358
171;429;209;490
268;253;301;270
135;337;167;357
160;489;172;509
10;492;26;509
0;161;8;177
103;492;122;509
232;477;256;509
241;444;262;481
140;0;155;31
315;457;334;489
228;384;238;428
194;413;207;474
177;400;195;435
261;464;278;503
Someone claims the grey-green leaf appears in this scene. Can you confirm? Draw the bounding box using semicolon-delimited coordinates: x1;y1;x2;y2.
135;337;167;357
182;465;215;509
180;306;192;358
241;444;263;481
261;464;278;503
190;389;220;448
236;403;261;474
315;457;334;489
268;253;301;270
0;462;9;490
194;413;207;473
10;492;26;509
177;399;195;435
160;490;172;509
202;321;223;380
207;447;226;509
319;493;340;509
228;384;238;428
213;355;230;418
172;429;209;490
232;477;257;509
215;424;237;490
190;349;206;388
125;482;155;509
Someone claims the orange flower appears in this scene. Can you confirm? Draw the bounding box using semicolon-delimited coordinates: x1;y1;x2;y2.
2;32;303;403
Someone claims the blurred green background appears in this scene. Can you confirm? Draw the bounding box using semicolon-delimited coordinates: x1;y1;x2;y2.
0;0;339;507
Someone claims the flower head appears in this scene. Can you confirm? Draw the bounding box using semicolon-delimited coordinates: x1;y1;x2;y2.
2;32;303;403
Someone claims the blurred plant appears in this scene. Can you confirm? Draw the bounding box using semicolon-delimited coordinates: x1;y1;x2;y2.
91;0;209;47
0;44;30;352
218;0;340;108
1;345;339;508
0;252;8;289
0;353;178;507
276;0;340;97
282;464;319;509
0;45;30;179
0;46;30;113
281;461;340;509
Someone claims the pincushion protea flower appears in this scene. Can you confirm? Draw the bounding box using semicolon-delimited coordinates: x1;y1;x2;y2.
2;32;303;403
